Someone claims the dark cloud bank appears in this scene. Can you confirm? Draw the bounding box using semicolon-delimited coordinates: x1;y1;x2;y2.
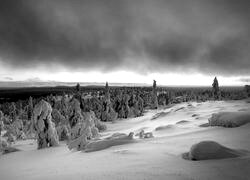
0;0;250;75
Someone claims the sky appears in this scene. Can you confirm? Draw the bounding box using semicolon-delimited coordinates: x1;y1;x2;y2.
0;0;250;86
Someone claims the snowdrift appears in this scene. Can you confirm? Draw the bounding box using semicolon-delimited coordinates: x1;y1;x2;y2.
155;124;175;131
209;111;250;127
85;132;135;152
176;120;189;124
151;111;170;120
183;141;247;161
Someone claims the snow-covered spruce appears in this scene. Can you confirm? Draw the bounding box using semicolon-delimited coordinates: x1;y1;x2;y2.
67;98;100;151
33;100;59;149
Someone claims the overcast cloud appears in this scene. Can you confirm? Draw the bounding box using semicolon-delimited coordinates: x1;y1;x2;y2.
0;0;249;76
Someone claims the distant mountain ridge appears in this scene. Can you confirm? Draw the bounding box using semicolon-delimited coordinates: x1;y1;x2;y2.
0;81;150;88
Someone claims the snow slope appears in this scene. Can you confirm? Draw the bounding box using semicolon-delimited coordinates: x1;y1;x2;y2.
0;100;250;180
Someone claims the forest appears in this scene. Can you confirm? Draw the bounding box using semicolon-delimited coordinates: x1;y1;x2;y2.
0;79;249;152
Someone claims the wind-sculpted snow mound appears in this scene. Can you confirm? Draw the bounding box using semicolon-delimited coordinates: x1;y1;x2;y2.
183;141;247;161
135;130;154;139
85;132;135;152
208;111;250;127
33;100;59;149
174;107;185;112
155;124;175;131
151;111;171;120
176;120;190;124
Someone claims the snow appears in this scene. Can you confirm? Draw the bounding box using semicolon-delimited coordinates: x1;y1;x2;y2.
209;111;250;127
183;141;247;160
85;132;135;152
1;100;250;180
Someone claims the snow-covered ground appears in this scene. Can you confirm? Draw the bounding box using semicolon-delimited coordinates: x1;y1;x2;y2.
1;100;250;180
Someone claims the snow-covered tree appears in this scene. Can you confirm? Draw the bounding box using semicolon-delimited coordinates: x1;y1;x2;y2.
0;111;4;135
9;102;17;122
151;80;158;109
27;96;33;121
76;83;81;92
67;98;100;150
212;77;220;100
33;100;59;149
52;108;70;141
101;82;118;121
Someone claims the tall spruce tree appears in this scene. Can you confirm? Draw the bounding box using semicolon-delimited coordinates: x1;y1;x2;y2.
212;77;220;100
151;80;158;109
